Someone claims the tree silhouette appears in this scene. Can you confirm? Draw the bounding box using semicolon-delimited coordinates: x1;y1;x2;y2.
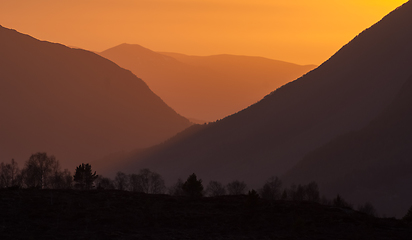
305;182;320;202
182;173;203;198
227;180;247;195
49;168;73;189
246;189;260;208
73;163;98;190
95;176;115;190
287;182;320;202
403;205;412;221
0;159;20;188
129;169;165;194
206;180;226;197
114;171;129;191
281;189;288;200
168;178;184;196
259;176;282;200
22;152;56;189
357;202;377;217
333;194;352;209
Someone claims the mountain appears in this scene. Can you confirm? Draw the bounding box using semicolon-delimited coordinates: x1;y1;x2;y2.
103;1;412;193
283;74;412;217
99;44;316;121
0;25;191;169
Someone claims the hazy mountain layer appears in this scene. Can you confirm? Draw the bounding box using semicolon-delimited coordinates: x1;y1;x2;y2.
284;75;412;217
0;25;191;169
104;1;412;193
100;45;315;121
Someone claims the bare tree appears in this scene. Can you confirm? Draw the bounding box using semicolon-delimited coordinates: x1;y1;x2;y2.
95;176;115;189
129;169;165;194
168;178;184;196
206;181;226;197
114;171;129;191
22;152;55;189
47;159;72;189
0;159;20;188
2;154;70;189
226;180;247;195
288;182;320;202
305;182;320;202
129;174;140;192
259;176;282;200
49;168;72;189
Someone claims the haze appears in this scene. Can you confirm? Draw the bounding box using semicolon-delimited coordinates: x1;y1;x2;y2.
0;0;407;65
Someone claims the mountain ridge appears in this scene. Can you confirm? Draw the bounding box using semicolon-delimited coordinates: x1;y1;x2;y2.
100;44;316;121
101;1;412;193
0;25;191;169
283;74;412;217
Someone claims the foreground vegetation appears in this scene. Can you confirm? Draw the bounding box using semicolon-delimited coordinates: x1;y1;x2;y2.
0;153;409;220
1;188;412;240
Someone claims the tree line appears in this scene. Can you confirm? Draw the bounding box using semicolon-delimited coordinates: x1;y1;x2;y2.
0;152;378;217
0;153;72;189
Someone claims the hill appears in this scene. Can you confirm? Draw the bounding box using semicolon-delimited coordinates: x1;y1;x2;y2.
103;1;412;193
1;189;412;239
0;25;191;169
283;74;412;217
100;44;315;121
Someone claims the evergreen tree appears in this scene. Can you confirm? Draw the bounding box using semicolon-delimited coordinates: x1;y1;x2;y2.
182;173;203;198
73;163;98;190
403;205;412;221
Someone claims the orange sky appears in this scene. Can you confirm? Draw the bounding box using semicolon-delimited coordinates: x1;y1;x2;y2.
0;0;408;65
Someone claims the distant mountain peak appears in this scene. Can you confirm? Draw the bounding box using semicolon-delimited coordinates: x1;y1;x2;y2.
0;26;191;170
100;44;316;121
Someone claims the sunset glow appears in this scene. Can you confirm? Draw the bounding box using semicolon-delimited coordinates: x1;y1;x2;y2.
0;0;407;64
2;0;412;235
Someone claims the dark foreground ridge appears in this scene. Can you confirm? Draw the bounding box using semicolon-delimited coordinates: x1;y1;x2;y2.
1;189;411;239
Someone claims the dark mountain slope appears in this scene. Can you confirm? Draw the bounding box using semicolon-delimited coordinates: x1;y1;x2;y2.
0;26;191;169
100;44;315;121
110;2;412;187
284;74;412;217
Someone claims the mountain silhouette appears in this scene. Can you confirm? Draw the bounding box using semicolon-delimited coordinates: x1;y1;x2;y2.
103;1;412;193
0;25;191;169
100;44;315;121
284;74;412;217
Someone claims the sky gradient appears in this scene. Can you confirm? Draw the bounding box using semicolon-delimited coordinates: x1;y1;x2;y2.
0;0;408;64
